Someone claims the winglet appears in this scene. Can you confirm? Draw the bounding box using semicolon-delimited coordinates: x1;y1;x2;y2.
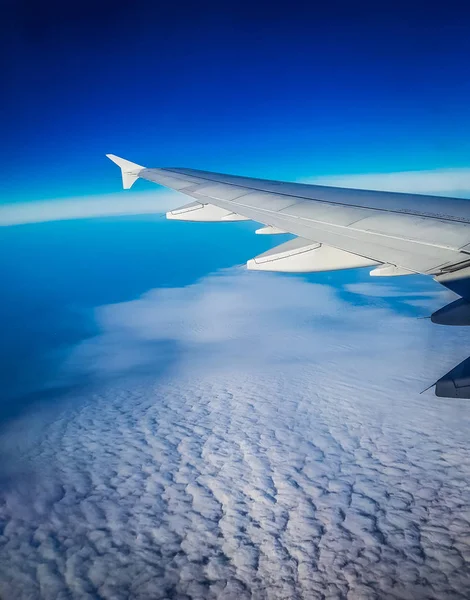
106;154;145;189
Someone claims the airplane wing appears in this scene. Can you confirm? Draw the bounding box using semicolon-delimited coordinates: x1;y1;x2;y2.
107;154;470;397
106;153;470;295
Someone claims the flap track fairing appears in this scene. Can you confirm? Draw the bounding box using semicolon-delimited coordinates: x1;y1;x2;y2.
247;238;379;273
166;202;249;222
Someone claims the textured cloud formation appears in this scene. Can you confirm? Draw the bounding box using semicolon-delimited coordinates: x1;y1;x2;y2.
0;190;180;226
307;168;470;197
1;270;470;599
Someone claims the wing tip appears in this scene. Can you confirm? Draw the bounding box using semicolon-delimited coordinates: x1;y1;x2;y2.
106;154;144;189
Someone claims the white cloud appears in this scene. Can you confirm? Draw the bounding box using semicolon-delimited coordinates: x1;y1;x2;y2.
0;270;469;599
306;168;470;197
0;190;181;226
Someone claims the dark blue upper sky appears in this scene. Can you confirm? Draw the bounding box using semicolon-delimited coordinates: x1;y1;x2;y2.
3;1;470;202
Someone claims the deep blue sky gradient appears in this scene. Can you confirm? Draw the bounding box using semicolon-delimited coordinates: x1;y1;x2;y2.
3;1;470;202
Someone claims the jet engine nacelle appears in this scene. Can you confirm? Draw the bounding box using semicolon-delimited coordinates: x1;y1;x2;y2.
431;298;470;326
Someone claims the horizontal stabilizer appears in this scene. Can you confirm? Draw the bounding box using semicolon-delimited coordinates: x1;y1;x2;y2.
166;202;249;222
247;238;379;273
106;154;144;189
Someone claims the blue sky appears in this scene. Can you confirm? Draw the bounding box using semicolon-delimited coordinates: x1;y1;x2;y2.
2;1;470;202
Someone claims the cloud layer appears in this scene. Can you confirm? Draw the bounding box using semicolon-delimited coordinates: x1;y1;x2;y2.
0;190;181;226
0;270;469;599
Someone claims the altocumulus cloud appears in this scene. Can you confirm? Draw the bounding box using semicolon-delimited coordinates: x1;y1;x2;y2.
1;269;470;599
